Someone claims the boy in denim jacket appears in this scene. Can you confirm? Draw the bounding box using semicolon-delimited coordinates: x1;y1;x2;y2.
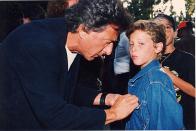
125;20;184;130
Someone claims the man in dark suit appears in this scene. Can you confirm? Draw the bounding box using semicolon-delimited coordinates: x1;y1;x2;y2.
0;0;138;129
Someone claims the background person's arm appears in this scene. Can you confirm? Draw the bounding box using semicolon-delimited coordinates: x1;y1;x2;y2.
163;67;195;97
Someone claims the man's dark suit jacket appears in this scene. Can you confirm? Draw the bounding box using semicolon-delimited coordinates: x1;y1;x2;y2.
0;18;105;129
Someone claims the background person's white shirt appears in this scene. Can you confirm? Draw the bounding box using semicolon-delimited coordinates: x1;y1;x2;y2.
114;32;130;75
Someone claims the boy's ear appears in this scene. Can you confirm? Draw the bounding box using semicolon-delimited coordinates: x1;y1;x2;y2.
155;42;163;54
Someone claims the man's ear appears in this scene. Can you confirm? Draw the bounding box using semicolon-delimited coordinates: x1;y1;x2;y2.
155;42;163;54
78;24;88;39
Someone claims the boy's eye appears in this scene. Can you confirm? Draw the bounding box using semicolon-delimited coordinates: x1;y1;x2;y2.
130;44;134;48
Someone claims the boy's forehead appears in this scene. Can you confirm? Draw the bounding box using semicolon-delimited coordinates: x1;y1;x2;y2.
130;30;152;38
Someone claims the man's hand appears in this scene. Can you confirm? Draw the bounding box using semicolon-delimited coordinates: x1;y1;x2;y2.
104;94;138;125
105;93;121;106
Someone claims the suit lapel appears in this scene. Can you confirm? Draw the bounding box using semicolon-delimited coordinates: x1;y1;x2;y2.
67;55;81;103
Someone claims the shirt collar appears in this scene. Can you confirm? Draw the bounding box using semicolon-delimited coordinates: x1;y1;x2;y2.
130;59;160;83
65;44;78;70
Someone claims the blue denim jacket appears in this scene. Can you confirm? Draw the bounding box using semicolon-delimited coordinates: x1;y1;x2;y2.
125;60;184;130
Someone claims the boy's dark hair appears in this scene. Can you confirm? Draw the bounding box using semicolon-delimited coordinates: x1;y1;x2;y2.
64;0;132;33
154;14;176;31
126;20;166;55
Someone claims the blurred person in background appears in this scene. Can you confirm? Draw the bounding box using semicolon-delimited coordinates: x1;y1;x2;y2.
46;0;78;18
154;14;195;130
20;3;46;24
175;21;195;56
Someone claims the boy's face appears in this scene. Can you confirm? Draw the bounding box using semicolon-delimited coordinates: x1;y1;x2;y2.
129;30;162;68
78;24;119;61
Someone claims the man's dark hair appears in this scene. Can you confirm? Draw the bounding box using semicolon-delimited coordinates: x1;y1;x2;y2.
154;13;176;31
64;0;132;33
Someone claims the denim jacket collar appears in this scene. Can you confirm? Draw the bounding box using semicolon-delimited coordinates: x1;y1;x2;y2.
129;59;160;83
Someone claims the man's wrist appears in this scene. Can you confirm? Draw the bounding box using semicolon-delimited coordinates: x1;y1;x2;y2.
100;93;107;106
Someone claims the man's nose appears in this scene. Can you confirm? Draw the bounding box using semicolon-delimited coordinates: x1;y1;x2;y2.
102;43;113;56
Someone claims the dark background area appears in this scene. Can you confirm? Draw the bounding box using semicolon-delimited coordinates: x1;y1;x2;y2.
0;1;48;42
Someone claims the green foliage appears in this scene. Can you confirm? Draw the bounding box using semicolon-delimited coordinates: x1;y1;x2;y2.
185;0;195;20
178;11;185;22
126;0;194;22
127;0;169;21
127;0;149;20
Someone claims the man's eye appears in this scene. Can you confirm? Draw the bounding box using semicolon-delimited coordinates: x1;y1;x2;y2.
139;42;144;45
106;42;111;45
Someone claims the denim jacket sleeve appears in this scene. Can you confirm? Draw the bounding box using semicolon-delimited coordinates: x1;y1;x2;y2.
147;82;184;130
